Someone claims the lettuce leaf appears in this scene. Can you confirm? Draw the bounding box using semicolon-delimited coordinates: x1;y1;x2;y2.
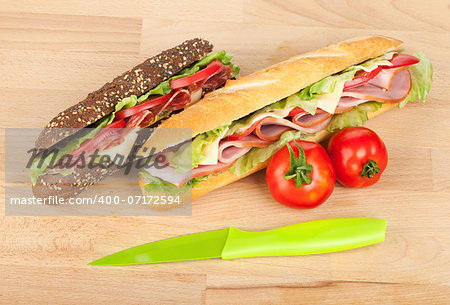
141;171;191;196
326;101;382;133
164;142;193;173
141;168;215;193
399;52;433;108
178;50;240;78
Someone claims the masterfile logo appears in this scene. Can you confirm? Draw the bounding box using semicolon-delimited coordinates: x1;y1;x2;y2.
5;128;193;216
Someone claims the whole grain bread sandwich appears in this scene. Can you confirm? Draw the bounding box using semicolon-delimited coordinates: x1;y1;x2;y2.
30;38;239;198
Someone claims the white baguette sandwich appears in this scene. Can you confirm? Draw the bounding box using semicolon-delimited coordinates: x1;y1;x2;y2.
137;35;432;204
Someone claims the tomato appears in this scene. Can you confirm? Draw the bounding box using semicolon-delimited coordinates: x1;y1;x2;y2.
382;54;419;69
288;107;306;117
169;60;223;89
343;67;382;89
266;140;336;209
327;127;388;188
104;119;126;129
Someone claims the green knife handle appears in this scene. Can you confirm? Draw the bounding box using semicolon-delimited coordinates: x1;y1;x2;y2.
221;218;386;259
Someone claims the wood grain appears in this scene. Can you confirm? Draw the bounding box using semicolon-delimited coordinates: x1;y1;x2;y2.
1;0;449;304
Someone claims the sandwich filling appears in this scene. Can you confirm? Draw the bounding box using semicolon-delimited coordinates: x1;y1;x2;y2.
30;51;240;185
141;52;432;194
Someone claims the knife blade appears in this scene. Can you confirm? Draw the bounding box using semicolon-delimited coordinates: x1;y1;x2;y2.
89;218;386;266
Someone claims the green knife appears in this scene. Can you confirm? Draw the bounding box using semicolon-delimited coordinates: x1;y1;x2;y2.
89;218;386;266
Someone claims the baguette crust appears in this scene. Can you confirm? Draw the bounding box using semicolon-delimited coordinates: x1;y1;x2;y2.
138;103;397;201
140;35;401;154
36;38;213;149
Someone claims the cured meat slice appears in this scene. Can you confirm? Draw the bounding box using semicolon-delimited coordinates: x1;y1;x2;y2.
342;69;412;103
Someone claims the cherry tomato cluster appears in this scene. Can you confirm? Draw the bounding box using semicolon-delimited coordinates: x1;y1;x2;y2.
266;127;388;209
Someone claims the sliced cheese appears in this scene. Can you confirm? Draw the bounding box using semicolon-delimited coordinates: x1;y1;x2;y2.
190;89;203;105
199;136;222;165
316;81;345;114
361;59;393;72
198;128;229;165
100;129;140;165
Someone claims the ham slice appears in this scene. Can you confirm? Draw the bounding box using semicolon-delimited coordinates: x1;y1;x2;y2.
126;110;155;128
334;97;369;113
342;69;412;103
252;115;333;142
218;134;272;163
253;117;296;141
203;64;232;89
154;89;191;114
368;66;408;90
292;111;333;128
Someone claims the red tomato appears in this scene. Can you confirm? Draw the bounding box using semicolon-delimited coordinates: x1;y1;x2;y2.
343;67;382;89
288;107;306;117
382;54;419;69
104;119;126;129
327;127;388;188
266;140;336;209
169;60;223;89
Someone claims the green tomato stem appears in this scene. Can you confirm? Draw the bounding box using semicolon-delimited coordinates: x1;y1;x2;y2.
360;160;380;179
283;141;313;188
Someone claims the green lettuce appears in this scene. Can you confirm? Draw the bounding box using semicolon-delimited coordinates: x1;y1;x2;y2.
141;169;214;193
178;50;240;78
141;171;191;196
399;52;433;108
164;142;192;173
326;101;382;133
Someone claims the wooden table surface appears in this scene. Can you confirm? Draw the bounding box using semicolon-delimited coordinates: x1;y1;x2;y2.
1;0;449;304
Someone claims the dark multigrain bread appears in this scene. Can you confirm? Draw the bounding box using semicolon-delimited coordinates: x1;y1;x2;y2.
36;38;213;149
